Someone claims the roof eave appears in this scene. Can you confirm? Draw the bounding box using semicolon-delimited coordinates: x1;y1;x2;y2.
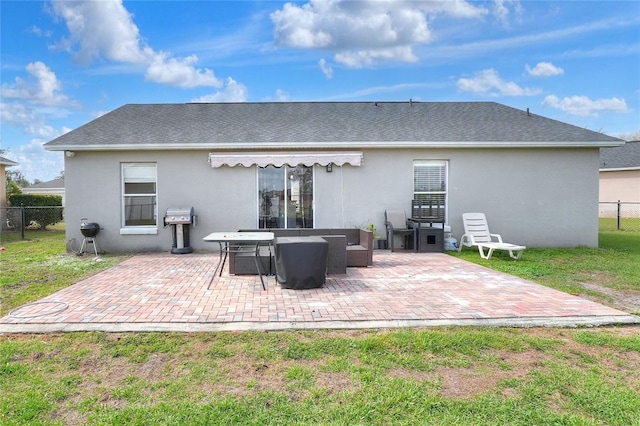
600;167;640;172
45;140;625;152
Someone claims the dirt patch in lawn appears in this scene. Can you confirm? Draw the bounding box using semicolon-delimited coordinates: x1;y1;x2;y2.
4;327;639;426
579;281;640;314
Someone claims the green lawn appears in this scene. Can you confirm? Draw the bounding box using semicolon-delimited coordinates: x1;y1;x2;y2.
0;228;128;317
1;227;639;425
599;217;640;232
450;228;640;313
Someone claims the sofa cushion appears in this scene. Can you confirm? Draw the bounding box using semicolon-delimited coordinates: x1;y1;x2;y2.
346;245;369;267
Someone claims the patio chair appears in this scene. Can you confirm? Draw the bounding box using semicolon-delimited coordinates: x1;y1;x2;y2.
385;210;415;252
458;212;526;260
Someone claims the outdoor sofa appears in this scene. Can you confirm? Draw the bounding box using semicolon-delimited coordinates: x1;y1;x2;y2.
229;228;374;275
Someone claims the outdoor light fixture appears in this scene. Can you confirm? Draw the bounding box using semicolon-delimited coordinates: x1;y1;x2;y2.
65;151;75;158
326;162;333;172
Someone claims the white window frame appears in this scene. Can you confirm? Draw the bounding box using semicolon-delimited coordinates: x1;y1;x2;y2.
413;160;448;222
120;163;158;235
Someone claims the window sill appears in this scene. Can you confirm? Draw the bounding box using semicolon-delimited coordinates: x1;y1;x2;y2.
120;227;158;235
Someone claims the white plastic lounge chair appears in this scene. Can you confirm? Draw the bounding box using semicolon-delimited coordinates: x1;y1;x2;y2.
458;212;525;260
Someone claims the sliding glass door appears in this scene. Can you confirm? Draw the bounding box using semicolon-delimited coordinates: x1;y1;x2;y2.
258;165;313;228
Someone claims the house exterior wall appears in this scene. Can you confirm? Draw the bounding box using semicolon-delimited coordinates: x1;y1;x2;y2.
599;170;640;202
1;165;7;207
63;147;600;253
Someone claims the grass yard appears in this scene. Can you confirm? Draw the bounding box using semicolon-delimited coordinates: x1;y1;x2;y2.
1;227;639;425
0;228;128;317
451;228;640;315
599;217;640;232
2;327;639;425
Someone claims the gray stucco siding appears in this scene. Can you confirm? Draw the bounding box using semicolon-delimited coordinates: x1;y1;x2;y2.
447;148;599;247
63;147;599;253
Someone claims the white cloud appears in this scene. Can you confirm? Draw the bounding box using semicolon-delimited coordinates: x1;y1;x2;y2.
146;53;221;88
274;89;290;102
525;62;564;77
335;46;417;68
270;0;488;67
542;95;629;117
261;89;291;102
457;68;540;96
91;110;110;119
322;81;443;101
191;78;248;103
49;0;222;88
0;62;76;139
493;0;522;27
49;0;150;64
9;139;64;183
1;62;78;107
318;58;333;78
0;102;59;139
28;25;51;38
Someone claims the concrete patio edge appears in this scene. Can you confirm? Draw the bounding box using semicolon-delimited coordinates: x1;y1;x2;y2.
2;315;638;334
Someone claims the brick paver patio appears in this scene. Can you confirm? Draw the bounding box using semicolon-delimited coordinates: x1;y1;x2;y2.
2;251;637;333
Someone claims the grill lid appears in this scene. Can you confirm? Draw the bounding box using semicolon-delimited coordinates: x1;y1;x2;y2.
80;222;100;237
165;207;194;216
164;207;194;224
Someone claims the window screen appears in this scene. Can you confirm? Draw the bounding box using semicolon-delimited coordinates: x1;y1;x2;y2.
122;163;157;227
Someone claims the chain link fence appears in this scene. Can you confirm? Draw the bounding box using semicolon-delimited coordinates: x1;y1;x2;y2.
3;203;636;241
1;206;65;240
599;201;640;231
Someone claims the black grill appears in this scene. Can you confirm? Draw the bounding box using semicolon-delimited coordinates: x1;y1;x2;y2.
80;222;100;237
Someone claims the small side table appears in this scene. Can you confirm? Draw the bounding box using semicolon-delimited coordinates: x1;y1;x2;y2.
407;218;445;253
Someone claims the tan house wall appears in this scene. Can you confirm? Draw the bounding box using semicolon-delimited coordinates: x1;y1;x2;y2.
0;164;7;207
599;170;640;202
599;169;640;218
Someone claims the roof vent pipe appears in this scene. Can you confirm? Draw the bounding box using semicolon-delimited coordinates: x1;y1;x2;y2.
527;107;530;116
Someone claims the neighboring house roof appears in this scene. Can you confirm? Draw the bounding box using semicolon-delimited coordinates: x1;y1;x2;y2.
44;101;623;151
24;178;65;190
600;141;640;171
22;177;65;205
0;156;19;166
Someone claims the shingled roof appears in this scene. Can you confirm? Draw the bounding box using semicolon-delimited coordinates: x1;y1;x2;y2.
0;156;19;166
24;178;65;190
44;101;623;151
600;140;640;170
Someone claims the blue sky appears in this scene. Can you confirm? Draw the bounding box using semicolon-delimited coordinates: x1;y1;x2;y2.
1;0;639;182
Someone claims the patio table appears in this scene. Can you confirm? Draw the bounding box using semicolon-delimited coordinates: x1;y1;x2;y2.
203;232;274;290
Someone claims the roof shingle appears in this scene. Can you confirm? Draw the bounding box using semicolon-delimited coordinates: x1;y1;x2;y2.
44;101;622;150
600;140;640;169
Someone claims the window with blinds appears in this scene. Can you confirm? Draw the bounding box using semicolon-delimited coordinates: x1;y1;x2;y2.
413;160;447;221
122;163;157;227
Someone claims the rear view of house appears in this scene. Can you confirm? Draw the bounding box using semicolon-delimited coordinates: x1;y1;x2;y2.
44;101;623;253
